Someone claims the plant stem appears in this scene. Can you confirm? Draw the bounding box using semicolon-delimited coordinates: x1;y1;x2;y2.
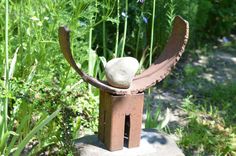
121;0;128;57
135;7;144;59
88;28;93;93
114;0;120;58
4;0;9;136
89;1;116;29
19;0;23;75
150;0;156;66
135;26;141;58
102;0;107;58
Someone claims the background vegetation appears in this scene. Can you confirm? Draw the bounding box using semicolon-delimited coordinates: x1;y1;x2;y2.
0;0;235;155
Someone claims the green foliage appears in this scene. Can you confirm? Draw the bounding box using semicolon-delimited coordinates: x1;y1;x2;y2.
0;78;98;155
160;44;236;155
202;82;236;126
144;98;170;130
13;109;61;156
176;0;236;45
1;0;236;154
178;87;236;155
155;0;176;54
203;0;236;39
93;0;179;67
1;79;61;155
184;64;202;78
194;0;213;40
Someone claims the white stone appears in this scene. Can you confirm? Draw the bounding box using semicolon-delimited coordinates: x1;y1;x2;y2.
105;57;139;89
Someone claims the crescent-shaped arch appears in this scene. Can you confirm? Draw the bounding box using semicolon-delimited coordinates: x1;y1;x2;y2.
58;16;189;95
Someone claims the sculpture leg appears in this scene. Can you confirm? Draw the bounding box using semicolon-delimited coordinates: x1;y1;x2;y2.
98;91;106;142
98;90;144;151
105;105;125;151
99;90;125;151
128;111;143;147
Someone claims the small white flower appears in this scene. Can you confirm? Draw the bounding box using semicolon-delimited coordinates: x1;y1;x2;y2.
26;28;31;36
44;16;49;20
30;16;39;21
37;21;43;26
121;12;128;18
137;0;145;3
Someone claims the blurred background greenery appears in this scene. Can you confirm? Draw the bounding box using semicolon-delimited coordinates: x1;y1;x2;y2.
0;0;235;155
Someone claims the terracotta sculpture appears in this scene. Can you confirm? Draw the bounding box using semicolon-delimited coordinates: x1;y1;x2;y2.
58;16;189;151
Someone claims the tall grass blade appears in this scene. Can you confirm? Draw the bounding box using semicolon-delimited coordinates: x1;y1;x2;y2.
9;47;20;79
138;47;148;71
1;0;9;152
0;131;10;153
154;105;161;122
114;0;120;57
88;28;94;93
145;106;151;129
13;109;61;156
102;0;107;58
160;108;170;129
121;0;128;57
99;56;107;68
6;115;30;155
26;59;38;84
117;37;124;58
149;0;156;66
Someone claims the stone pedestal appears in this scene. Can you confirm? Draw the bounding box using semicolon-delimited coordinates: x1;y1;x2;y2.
75;129;185;156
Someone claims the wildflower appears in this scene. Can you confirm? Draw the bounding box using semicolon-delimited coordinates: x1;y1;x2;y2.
137;0;145;3
223;37;229;43
30;16;39;21
44;16;49;20
78;20;87;27
35;93;41;99
142;16;148;24
121;12;128;18
37;21;43;26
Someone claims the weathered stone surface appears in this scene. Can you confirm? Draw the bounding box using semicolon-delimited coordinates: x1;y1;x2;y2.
105;57;139;89
75;129;184;156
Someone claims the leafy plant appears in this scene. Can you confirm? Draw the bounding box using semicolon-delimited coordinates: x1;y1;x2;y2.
144;98;170;130
10;109;60;156
178;95;236;155
202;82;236;126
1;0;235;155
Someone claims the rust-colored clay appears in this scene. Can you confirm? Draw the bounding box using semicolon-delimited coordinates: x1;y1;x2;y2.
58;15;189;151
58;16;189;95
98;90;144;151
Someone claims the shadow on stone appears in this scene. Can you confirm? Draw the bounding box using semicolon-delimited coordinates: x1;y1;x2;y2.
74;129;184;156
75;135;106;149
142;129;167;144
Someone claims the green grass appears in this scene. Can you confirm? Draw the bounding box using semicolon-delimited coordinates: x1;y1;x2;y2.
1;0;235;155
203;82;236;126
178;83;236;155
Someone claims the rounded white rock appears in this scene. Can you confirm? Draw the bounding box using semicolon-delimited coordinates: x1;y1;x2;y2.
105;57;139;89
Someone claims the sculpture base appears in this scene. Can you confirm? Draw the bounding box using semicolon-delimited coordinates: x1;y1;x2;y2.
98;91;144;151
75;129;184;156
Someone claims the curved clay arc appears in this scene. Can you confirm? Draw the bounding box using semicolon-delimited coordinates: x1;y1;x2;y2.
58;16;189;95
130;16;189;93
58;27;128;94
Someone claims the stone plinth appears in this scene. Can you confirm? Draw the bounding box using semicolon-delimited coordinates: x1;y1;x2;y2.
75;129;184;156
